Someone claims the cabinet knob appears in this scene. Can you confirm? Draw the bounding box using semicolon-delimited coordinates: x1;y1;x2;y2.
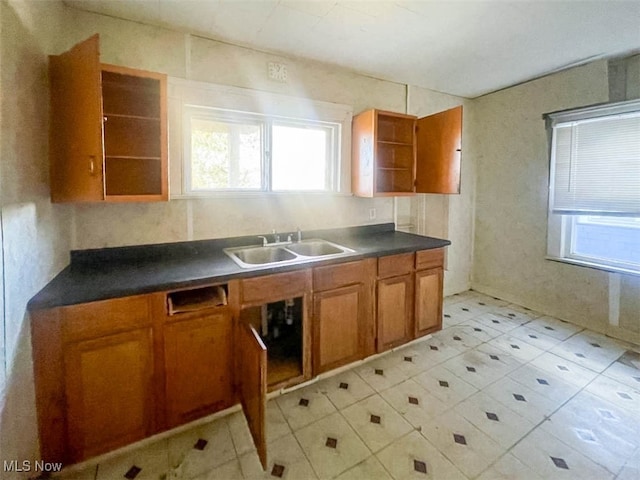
89;156;97;176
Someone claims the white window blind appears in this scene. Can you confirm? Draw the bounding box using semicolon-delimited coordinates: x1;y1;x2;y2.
547;100;640;216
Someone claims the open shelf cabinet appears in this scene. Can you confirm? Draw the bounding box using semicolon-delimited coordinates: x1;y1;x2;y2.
49;34;168;203
352;107;462;197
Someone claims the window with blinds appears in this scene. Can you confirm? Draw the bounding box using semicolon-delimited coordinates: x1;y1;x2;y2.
549;110;640;215
546;99;640;275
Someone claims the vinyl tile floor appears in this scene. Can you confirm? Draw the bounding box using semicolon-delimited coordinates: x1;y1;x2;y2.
56;290;640;480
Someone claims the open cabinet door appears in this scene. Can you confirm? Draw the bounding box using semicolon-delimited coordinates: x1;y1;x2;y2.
415;106;462;194
49;34;104;202
237;322;267;469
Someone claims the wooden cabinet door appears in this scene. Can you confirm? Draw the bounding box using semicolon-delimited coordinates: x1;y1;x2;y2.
164;311;234;428
415;267;444;337
377;274;414;352
237;322;267;470
49;34;104;202
313;284;363;374
415;105;462;194
64;327;154;461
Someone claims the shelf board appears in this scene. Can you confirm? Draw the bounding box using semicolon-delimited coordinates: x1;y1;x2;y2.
377;140;413;146
376;167;412;171
105;155;162;160
104;113;161;121
105;194;166;202
374;190;416;197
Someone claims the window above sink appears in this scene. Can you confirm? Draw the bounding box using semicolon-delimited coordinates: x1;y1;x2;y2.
168;78;353;198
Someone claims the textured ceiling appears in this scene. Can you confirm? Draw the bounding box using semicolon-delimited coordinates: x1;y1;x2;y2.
65;0;640;98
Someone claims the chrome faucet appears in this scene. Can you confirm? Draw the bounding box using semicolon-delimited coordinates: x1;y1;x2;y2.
257;230;292;247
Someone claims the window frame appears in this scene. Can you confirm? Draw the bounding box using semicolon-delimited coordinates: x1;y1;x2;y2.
168;77;352;198
564;215;639;272
269;117;340;193
184;107;267;193
545;99;640;276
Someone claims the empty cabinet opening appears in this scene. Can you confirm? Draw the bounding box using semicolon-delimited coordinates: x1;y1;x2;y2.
102;71;161;119
241;297;303;388
167;284;228;315
101;69;164;198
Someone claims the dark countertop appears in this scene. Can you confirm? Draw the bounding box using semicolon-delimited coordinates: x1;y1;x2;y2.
28;223;451;310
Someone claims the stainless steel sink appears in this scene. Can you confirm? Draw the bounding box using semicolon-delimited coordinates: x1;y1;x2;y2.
224;239;355;269
286;240;345;257
232;246;297;265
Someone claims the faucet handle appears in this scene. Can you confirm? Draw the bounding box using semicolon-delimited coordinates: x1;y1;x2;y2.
271;229;280;242
296;227;302;242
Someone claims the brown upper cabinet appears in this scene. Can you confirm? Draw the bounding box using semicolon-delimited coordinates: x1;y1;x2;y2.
49;34;168;202
351;107;462;197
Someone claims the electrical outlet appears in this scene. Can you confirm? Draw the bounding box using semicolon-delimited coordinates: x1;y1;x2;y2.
268;62;287;82
369;208;376;220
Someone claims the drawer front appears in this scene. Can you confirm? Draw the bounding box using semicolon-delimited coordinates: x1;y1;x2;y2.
62;295;151;342
378;253;414;278
415;248;445;270
313;260;370;292
241;270;311;305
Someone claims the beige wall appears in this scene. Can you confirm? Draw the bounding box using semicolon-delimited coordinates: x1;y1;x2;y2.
471;60;640;343
0;1;73;478
64;7;404;250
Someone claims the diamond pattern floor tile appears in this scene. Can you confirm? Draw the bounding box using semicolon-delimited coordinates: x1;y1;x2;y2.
510;428;614;479
454;392;536;449
341;394;413;452
376;431;467;480
275;384;337;431
476;453;544;480
418;410;504;478
294;412;370;479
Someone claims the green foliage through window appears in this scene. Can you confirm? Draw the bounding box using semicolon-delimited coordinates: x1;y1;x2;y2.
186;109;339;193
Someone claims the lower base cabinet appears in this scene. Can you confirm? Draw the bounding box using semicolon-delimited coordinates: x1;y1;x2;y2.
415;267;444;337
234;270;312;470
64;327;155;461
164;310;234;428
30;248;445;470
31;294;158;464
314;285;362;371
377;273;414;351
312;259;376;374
236;271;312;393
414;248;445;337
376;252;415;352
236;322;268;469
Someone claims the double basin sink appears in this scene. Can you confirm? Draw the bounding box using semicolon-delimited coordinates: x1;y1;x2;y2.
224;239;355;269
